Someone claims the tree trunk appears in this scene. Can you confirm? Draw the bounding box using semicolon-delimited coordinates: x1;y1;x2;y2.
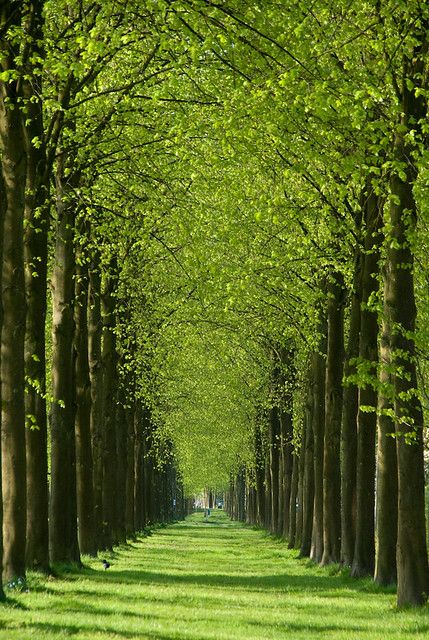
340;251;361;567
385;34;429;604
374;313;397;586
0;76;27;582
125;402;136;537
269;406;280;534
254;422;265;527
300;392;314;557
88;255;104;547
352;187;382;578
288;451;299;548
74;230;96;556
116;385;127;543
321;272;345;565
50;161;80;565
387;155;429;606
0;156;6;599
101;264;119;547
310;320;326;564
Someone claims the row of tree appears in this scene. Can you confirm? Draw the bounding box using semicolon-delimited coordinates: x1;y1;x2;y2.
1;0;429;612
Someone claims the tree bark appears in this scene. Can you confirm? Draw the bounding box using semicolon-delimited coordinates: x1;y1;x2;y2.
310;321;326;564
288;451;299;548
374;313;397;586
340;251;361;567
49;160;80;565
0;71;27;582
269;406;280;534
88;254;104;546
0;155;6;599
101;263;119;547
74;229;96;555
300;390;314;557
321;272;345;565
352;187;382;578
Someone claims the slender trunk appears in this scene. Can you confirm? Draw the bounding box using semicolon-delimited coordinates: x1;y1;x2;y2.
280;408;294;538
23;1;50;574
295;433;305;549
125;402;136;537
300;391;314;557
321;272;345;565
288;451;299;548
0;159;6;599
134;405;144;530
101;265;119;548
340;251;362;567
374;313;397;586
254;422;265;527
0;79;27;582
352;187;382;578
116;385;127;543
310;330;326;563
74;231;96;556
49;161;80;565
269;406;280;534
88;256;103;546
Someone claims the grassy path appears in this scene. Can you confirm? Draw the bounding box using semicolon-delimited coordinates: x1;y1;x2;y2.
0;511;428;639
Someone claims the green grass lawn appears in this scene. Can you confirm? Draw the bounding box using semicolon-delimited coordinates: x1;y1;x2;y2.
0;511;428;639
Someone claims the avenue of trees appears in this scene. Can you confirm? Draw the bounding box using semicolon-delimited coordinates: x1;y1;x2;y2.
1;0;429;610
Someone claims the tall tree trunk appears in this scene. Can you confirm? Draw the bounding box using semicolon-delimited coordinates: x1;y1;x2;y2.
321;272;345;565
125;401;136;537
101;263;119;548
310;328;326;564
386;31;429;605
288;451;299;548
88;254;104;547
23;0;50;574
280;408;294;539
49;161;80;565
0;158;6;599
374;312;397;586
340;251;362;567
269;406;280;534
0;73;27;583
116;384;127;543
352;187;382;577
254;422;265;527
387;158;429;606
300;391;314;557
74;229;96;556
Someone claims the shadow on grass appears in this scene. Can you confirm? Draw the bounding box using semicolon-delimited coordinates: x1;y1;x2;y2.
66;566;382;595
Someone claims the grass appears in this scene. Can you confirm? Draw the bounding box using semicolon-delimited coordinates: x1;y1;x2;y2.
0;511;428;639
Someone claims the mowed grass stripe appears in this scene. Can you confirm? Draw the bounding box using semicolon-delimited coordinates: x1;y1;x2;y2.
0;511;428;639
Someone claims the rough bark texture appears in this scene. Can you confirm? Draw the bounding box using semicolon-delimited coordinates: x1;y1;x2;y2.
74;237;96;555
300;393;314;557
125;402;136;537
387;164;429;607
340;251;361;567
254;422;266;527
23;0;50;574
288;452;299;548
88;257;104;545
310;326;326;564
352;188;382;578
386;34;429;605
374;314;397;586
101;265;119;548
268;406;280;534
49;162;80;565
0;71;28;582
321;272;345;565
0;154;6;599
